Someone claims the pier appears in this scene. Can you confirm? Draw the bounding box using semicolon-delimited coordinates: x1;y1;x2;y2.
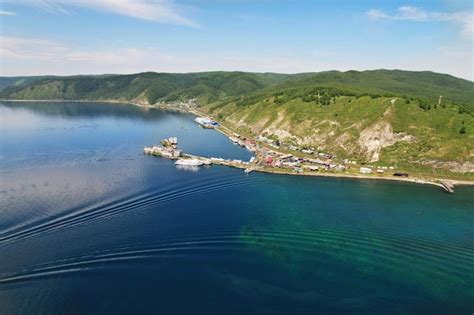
144;137;256;170
439;180;455;193
145;133;458;193
181;153;254;170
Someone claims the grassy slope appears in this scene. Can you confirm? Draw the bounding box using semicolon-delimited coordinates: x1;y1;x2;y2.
293;70;474;106
204;94;473;178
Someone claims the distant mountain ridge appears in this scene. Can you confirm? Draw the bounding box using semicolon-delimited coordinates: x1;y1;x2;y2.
1;70;473;110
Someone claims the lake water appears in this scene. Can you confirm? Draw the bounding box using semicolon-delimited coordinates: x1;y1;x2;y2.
0;102;473;314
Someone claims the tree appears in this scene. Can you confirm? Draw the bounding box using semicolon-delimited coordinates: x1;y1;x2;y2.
459;127;466;134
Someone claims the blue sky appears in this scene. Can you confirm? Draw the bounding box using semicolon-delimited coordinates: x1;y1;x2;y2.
0;0;472;79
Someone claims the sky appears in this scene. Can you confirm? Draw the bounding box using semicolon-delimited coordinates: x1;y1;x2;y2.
0;0;473;80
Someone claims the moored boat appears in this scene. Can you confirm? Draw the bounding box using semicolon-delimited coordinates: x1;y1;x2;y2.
195;117;219;129
229;136;239;144
175;158;204;166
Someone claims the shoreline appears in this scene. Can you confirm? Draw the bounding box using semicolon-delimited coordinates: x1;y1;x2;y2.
226;164;474;189
2;98;473;190
187;108;474;191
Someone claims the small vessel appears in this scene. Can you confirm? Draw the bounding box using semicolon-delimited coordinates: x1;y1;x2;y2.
175;158;204;166
175;165;200;172
195;117;219;129
161;137;178;147
168;137;178;145
244;168;253;173
229;136;239;144
245;145;255;152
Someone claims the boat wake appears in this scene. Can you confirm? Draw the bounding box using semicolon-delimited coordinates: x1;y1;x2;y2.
1;225;473;286
0;174;266;246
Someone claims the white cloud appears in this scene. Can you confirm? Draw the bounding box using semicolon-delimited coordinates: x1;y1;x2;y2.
0;36;181;75
0;36;69;60
0;10;16;15
367;6;474;37
7;0;196;26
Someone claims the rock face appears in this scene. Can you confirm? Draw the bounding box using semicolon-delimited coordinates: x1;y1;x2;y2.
358;121;414;162
227;108;418;164
214;100;471;171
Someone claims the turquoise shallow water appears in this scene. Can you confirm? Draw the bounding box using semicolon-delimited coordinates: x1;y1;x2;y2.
0;102;473;314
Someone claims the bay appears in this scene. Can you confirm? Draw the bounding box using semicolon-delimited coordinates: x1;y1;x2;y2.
0;102;473;314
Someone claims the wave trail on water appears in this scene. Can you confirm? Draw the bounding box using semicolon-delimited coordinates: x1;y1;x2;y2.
0;174;266;246
1;225;472;285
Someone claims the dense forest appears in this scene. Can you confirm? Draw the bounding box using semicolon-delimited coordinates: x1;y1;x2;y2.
1;70;473;112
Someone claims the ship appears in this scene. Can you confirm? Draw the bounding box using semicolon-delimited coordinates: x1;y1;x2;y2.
161;137;178;147
195;117;219;129
174;158;204;166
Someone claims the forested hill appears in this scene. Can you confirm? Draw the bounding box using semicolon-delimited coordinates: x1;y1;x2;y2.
0;72;288;105
1;70;473;111
278;70;474;109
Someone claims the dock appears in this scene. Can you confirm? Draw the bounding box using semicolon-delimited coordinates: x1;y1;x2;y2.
181;153;254;169
439;180;455;193
144;137;256;170
144;133;462;193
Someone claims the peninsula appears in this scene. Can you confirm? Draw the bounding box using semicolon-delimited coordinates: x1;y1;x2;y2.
1;70;473;189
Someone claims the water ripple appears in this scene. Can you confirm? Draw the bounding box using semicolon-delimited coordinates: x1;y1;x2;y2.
0;175;266;245
1;226;472;285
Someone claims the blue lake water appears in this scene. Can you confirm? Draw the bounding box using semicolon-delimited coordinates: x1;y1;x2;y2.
0;101;473;314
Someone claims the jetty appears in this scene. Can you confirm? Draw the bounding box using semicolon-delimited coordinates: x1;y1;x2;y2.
144;137;255;170
439;180;455;193
144;137;182;159
145;132;458;193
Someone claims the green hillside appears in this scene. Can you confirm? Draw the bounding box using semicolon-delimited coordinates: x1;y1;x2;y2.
1;70;473;176
204;94;473;176
290;70;474;106
1;70;472;110
0;76;53;91
0;72;291;105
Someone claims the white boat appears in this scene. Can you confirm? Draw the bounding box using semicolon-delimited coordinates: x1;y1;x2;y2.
175;158;204;166
195;117;219;128
175;165;200;172
229;136;239;143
